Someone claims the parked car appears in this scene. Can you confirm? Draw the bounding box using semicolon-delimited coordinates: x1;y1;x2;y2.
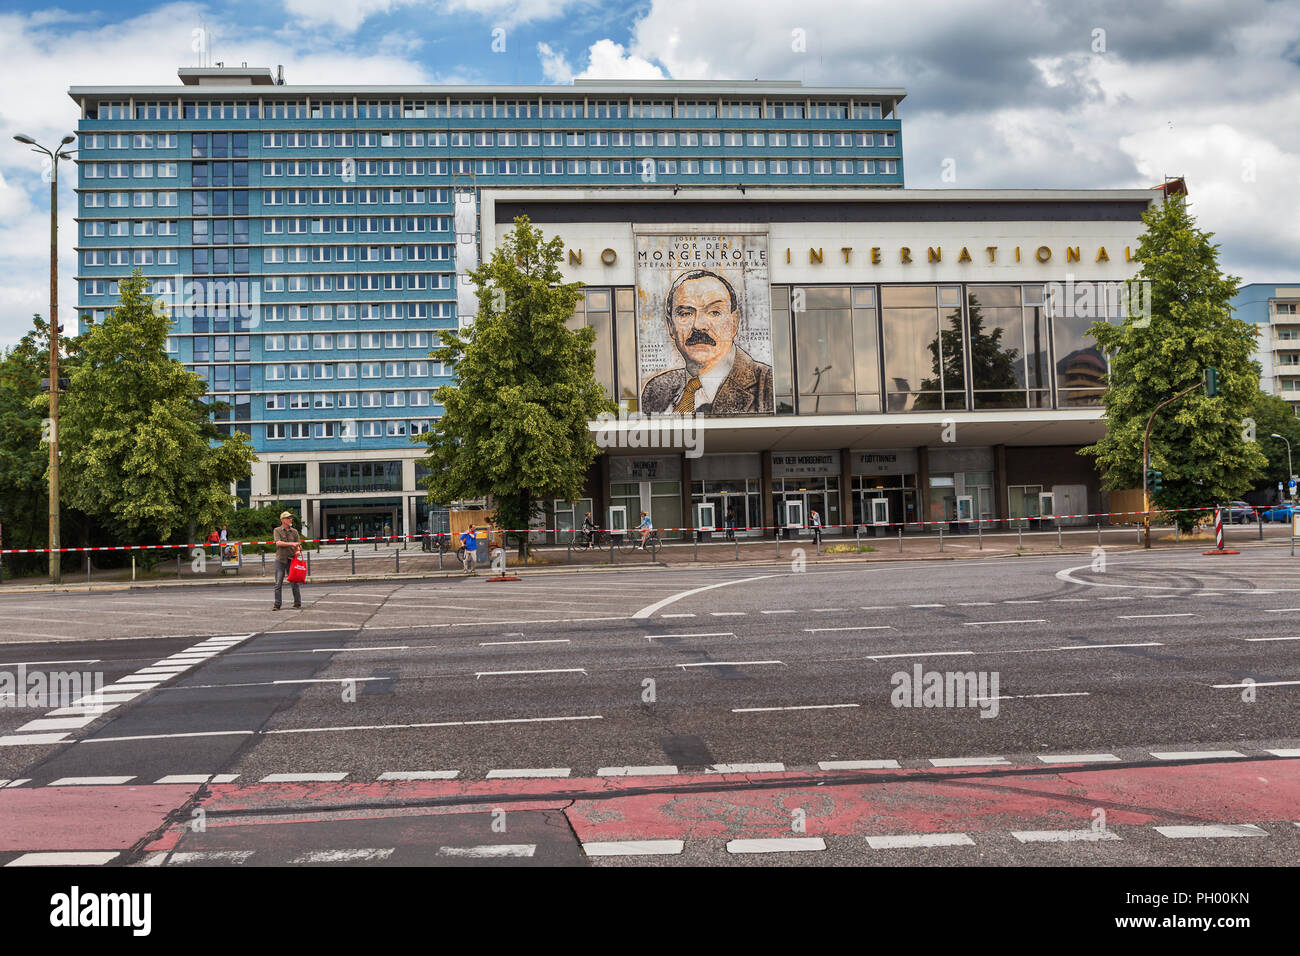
1260;502;1299;523
1220;501;1258;523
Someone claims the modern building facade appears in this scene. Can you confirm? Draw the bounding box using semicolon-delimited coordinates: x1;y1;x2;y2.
1231;283;1300;412
70;67;1154;539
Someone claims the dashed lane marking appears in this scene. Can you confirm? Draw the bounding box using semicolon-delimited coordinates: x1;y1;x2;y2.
156;774;239;784
818;760;901;770
1013;829;1121;843
929;757;1010;768
732;704;859;713
867;834;974;849
290;849;395;863
475;668;587;678
1150;750;1245;760
377;771;460;781
677;660;783;669
1154;824;1268;839
1037;754;1120;764
596;766;678;776
485;768;571;779
258;772;349;783
1119;613;1196;620
804;626;892;633
438;844;536;858
710;763;785;773
583;840;685;857
49;776;136;786
727;838;825;854
6;852;119;867
962;619;1047;626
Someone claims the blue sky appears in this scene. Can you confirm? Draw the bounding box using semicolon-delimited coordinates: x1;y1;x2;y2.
1;0;1298;348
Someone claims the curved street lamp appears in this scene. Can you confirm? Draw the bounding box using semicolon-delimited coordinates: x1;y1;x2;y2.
1271;433;1294;500
13;132;77;584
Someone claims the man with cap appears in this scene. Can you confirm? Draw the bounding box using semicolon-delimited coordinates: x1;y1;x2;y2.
273;510;303;610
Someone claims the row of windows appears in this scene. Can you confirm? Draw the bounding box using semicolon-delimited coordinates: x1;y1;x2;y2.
81;191;179;207
259;303;455;321
263;332;434;350
253;158;899;178
261;190;455;212
256;130;896;149
263;361;438;380
263;243;451;261
264;390;434;408
80;220;178;236
88;99;888;122
265;420;433;440
258;274;454;291
81;133;179;149
82;163;180;178
84;248;181;266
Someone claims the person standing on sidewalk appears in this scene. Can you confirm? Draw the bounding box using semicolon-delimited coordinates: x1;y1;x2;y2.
273;511;302;610
811;509;823;547
460;524;479;574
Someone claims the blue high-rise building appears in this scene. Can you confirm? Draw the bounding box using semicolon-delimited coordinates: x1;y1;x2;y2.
71;67;906;536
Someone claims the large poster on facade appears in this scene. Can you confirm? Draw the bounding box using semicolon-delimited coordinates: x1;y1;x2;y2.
634;232;774;415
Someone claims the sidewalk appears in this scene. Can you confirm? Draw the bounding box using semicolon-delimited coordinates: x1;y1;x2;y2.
0;523;1288;595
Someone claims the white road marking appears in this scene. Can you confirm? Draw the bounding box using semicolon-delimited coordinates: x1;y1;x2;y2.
732;703;859;713
1004;600;1042;604
596;766;679;776
0;733;70;746
289;848;395;863
962;619;1047;626
259;772;349;782
811;608;844;612
726;838;824;854
634;575;775;619
955;603;994;607
867;833;974;849
475;668;586;678
911;604;944;608
645;632;734;640
50;776;136;786
377;771;460;781
677;660;783;669
869;650;975;660
710;612;747;617
660;613;695;618
479;639;570;646
1049;642;1162;652
312;645;411;652
262;715;603;736
1119;613;1195;620
1037;754;1120;764
973;692;1090;701
1150;750;1245;760
6;852;119;866
1244;636;1300;642
1049;598;1088;603
929;757;1009;768
485;768;570;779
438;844;536;858
859;606;897;610
710;763;785;773
819;759;900;770
1013;829;1121;843
761;609;797;614
3;780;29;787
1213;680;1300;688
1268;749;1300;757
84;730;255;743
583;840;684;856
1264;608;1300;613
1154;824;1267;839
15;715;107;732
156;774;239;784
804;625;892;633
0;659;99;668
168;850;255;865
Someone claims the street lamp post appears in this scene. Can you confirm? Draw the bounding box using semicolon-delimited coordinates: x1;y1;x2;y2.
14;132;77;585
1270;434;1293;500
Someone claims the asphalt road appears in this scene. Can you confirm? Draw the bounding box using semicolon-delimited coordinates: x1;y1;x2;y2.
1;547;1297;867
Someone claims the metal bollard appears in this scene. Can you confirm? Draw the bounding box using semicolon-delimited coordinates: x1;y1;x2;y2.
177;553;182;579
395;549;400;574
1097;522;1102;547
898;527;903;552
438;546;443;572
306;552;311;578
352;550;356;575
260;552;265;575
87;554;91;583
939;525;943;553
978;523;983;551
775;533;780;560
1057;526;1062;549
693;530;698;562
132;555;136;581
735;536;740;561
610;538;615;565
1017;525;1023;549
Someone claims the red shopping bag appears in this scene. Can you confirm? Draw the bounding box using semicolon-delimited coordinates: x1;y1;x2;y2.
287;554;308;583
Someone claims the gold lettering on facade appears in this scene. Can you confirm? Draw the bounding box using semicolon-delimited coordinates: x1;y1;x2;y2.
1015;246;1021;262
958;247;971;263
786;248;791;264
1036;245;1052;263
871;247;881;264
900;247;912;264
986;246;997;262
1096;246;1109;263
601;248;617;265
810;248;823;264
1125;246;1135;262
841;247;853;263
568;249;582;266
928;247;941;263
1066;246;1081;262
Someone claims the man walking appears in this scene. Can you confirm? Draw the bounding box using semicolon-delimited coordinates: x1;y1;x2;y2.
273;510;302;610
460;523;479;574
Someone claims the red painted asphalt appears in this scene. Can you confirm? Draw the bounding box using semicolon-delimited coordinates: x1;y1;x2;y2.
7;759;1298;855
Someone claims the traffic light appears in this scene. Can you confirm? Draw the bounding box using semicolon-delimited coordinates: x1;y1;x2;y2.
1144;469;1163;494
1203;367;1218;398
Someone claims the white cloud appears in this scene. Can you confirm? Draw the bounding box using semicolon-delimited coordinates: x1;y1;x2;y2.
537;41;573;83
575;39;665;80
441;0;576;28
281;0;427;33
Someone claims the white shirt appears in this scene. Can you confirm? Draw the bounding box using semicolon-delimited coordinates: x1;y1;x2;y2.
693;347;736;411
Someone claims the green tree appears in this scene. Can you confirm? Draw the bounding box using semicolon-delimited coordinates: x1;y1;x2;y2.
1080;197;1265;532
58;271;257;542
418;216;616;555
0;317;57;575
1249;391;1300;492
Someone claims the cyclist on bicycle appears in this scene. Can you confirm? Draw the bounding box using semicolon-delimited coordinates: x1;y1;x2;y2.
637;511;653;550
582;511;596;549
